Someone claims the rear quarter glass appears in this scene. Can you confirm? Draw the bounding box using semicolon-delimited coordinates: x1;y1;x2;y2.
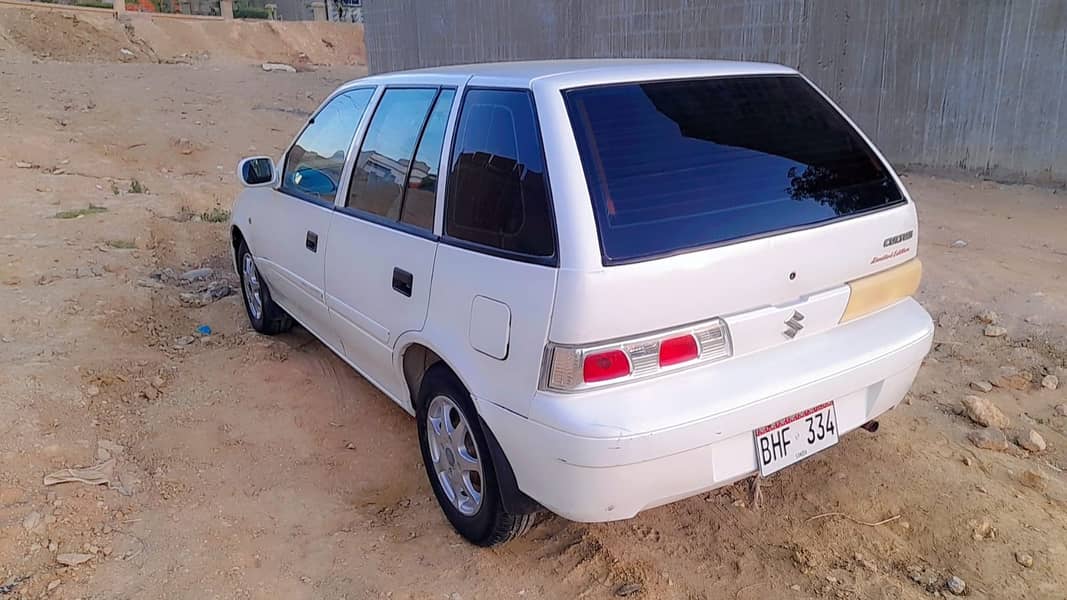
563;75;906;265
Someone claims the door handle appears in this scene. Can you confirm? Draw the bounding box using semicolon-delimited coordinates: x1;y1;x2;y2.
305;231;318;252
392;267;413;297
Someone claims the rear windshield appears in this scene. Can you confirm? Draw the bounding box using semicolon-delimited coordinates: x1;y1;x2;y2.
564;75;905;264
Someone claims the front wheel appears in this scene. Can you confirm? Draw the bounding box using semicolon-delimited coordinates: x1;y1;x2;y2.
416;366;534;546
237;241;293;335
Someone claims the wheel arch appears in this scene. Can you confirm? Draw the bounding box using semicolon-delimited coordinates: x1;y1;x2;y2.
397;336;540;516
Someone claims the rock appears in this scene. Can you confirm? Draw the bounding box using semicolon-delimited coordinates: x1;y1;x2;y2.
992;371;1033;390
970;380;993;393
972;518;995;540
179;282;232;307
56;553;93;566
1056;403;1067;417
961;396;1011;428
1018;429;1046;453
151;376;165;389
969;428;1009;451
615;583;642;597
119;48;134;57
22;511;42;531
180;267;213;281
15;161;36;169
1015;552;1034;568
47;580;61;591
1020;469;1047;491
946;575;966;595
976;309;999;324
950;239;968;248
983;325;1008;337
142;386;159;401
262;62;296;73
86;385;100;397
136;278;165;289
174;335;196;347
1042;374;1059;390
938;312;960;328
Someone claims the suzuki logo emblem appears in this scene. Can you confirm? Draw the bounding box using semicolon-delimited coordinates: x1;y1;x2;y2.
783;310;805;339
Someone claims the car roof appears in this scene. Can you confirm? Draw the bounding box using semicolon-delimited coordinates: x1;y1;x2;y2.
345;59;798;90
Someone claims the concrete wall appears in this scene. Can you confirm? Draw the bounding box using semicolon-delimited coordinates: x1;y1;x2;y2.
363;0;1067;186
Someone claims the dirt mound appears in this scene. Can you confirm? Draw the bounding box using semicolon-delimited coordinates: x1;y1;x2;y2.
0;4;364;66
0;7;153;62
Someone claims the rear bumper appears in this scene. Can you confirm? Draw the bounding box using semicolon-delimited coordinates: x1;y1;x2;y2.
476;298;933;522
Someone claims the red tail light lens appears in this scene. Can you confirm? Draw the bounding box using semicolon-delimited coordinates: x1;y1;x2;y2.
582;350;631;383
658;334;699;367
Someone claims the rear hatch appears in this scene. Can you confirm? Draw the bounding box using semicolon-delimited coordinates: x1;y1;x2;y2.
544;74;919;389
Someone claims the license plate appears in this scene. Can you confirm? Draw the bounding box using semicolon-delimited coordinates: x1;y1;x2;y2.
754;402;839;476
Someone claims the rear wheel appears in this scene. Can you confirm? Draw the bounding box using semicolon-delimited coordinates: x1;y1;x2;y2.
416;366;534;546
237;241;293;335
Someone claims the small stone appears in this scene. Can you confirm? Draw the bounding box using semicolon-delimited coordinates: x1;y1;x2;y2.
976;309;999;324
15;161;36;169
174;336;195;347
1018;429;1046;453
22;511;42;531
984;325;1008;337
136;278;165;289
1020;469;1047;491
119;48;135;56
972;518;995;540
179;267;213;281
970;380;993;393
152;376;165;389
56;553;94;566
615;583;642;597
262;62;297;73
961;395;1011;428
946;575;966;595
969;428;1009;451
1055;403;1067;417
1015;552;1034;568
47;580;61;591
950;239;968;248
86;385;100;397
1042;375;1059;390
142;386;158;401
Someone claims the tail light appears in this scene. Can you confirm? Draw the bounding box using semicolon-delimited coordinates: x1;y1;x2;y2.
542;318;732;392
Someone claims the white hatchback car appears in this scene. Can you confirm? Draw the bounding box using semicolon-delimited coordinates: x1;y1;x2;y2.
230;59;933;546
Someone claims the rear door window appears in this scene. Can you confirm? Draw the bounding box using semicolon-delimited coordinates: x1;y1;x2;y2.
445;89;555;261
564;75;905;264
347;88;439;221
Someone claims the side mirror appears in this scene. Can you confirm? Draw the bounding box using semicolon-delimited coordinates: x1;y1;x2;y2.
237;156;275;187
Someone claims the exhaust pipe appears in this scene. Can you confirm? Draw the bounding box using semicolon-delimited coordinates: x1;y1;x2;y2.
860;420;880;433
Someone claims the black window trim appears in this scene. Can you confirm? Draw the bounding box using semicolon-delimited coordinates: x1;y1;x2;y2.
561;73;908;267
334;84;454;242
277;85;378;209
440;85;560;268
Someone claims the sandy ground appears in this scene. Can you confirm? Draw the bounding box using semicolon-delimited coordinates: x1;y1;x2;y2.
1;43;1067;600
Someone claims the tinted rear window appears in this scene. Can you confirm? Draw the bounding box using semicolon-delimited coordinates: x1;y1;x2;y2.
564;75;905;264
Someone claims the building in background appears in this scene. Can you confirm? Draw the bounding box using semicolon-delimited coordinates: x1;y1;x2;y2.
362;0;1067;187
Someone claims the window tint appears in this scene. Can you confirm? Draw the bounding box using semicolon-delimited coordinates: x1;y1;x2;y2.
565;75;905;264
347;88;438;220
400;89;455;230
282;88;374;204
445;89;554;258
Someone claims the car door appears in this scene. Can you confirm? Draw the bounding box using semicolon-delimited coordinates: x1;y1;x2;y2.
325;86;457;401
251;87;375;345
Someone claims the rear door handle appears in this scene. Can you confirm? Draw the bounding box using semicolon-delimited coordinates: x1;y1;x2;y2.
392;267;413;297
305;231;318;252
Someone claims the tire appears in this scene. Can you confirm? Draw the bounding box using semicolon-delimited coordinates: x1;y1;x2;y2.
416;365;534;546
236;240;293;335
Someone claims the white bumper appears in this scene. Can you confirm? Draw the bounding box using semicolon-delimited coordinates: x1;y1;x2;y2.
476;298;933;522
